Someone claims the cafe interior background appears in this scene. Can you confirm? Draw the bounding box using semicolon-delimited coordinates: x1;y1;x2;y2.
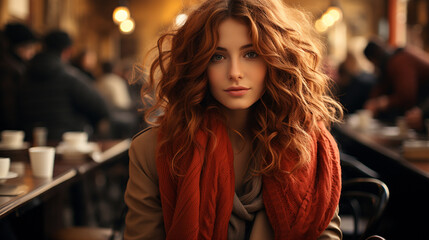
2;0;428;71
1;0;429;239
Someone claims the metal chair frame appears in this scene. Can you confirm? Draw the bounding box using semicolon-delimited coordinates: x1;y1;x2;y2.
340;178;390;240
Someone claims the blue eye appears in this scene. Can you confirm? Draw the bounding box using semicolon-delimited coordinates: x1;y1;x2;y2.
210;54;224;62
245;51;259;59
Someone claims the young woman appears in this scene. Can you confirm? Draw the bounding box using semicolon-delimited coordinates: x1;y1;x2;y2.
125;0;343;239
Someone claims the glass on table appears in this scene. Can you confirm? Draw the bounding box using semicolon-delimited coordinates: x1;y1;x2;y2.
356;109;372;130
396;116;408;138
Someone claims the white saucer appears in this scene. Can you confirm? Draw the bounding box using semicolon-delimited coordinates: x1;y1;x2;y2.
378;126;415;140
56;142;99;154
0;171;18;180
380;126;400;137
0;142;29;150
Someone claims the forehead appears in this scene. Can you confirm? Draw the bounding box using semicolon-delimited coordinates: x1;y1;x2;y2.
217;18;251;47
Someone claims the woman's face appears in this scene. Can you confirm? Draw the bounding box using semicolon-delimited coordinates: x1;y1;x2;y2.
207;18;267;110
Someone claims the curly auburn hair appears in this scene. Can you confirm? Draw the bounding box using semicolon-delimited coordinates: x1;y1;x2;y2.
142;0;343;175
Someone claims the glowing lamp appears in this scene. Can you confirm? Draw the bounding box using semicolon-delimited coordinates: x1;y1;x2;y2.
113;6;130;24
327;7;342;22
119;18;135;34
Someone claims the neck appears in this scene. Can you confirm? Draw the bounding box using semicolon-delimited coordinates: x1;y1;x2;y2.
223;108;249;133
221;108;252;148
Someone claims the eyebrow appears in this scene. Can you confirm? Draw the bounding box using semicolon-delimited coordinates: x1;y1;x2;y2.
216;44;253;51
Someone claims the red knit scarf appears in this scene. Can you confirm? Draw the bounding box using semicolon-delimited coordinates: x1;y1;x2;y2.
156;118;341;240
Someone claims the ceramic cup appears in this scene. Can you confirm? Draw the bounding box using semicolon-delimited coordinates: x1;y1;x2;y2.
0;157;10;178
1;130;25;148
62;132;88;149
29;147;55;178
356;109;372;130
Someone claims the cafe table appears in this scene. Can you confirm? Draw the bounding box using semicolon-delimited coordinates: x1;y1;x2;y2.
0;139;131;223
332;118;429;240
333;121;429;179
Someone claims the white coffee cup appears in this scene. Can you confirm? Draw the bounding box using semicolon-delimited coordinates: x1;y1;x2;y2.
0;157;10;178
357;109;372;130
62;132;88;149
29;147;55;178
1;130;25;148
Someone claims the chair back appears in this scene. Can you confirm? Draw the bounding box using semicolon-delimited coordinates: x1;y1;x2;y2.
340;178;390;240
365;235;386;240
340;152;379;180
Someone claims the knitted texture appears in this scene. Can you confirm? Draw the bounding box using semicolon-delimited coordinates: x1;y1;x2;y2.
262;122;341;240
157;119;341;240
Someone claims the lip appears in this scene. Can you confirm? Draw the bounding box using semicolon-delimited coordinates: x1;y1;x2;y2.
224;86;250;97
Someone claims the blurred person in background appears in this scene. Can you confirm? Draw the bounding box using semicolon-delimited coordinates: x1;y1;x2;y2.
97;61;133;110
71;49;98;81
405;97;429;132
96;61;139;138
2;23;39;73
0;23;39;131
363;40;429;121
18;30;110;141
335;51;376;114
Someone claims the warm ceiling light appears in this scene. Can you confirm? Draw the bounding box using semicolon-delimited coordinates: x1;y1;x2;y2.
315;4;343;33
321;13;335;27
315;19;328;33
327;7;342;22
119;18;135;34
113;6;130;24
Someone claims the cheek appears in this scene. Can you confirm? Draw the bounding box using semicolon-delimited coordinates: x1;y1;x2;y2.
207;66;223;88
252;64;267;88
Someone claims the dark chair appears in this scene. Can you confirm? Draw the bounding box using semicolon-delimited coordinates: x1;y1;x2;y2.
365;235;386;240
51;162;128;240
340;178;390;240
51;205;127;240
340;152;379;180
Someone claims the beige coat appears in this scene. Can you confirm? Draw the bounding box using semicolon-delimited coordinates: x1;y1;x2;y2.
124;128;342;240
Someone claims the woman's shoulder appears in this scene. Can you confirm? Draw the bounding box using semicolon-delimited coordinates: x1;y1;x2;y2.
132;127;158;145
129;127;159;178
131;127;158;156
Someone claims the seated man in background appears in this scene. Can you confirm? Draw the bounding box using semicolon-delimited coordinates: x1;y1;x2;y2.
335;51;376;114
96;61;139;138
405;97;429;132
0;23;39;131
96;61;132;111
18;30;110;141
363;40;429;121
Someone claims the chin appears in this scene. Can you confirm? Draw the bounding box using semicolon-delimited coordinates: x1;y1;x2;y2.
220;103;254;111
213;97;259;111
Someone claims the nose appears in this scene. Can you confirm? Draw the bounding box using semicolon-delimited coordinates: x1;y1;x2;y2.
229;57;243;81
